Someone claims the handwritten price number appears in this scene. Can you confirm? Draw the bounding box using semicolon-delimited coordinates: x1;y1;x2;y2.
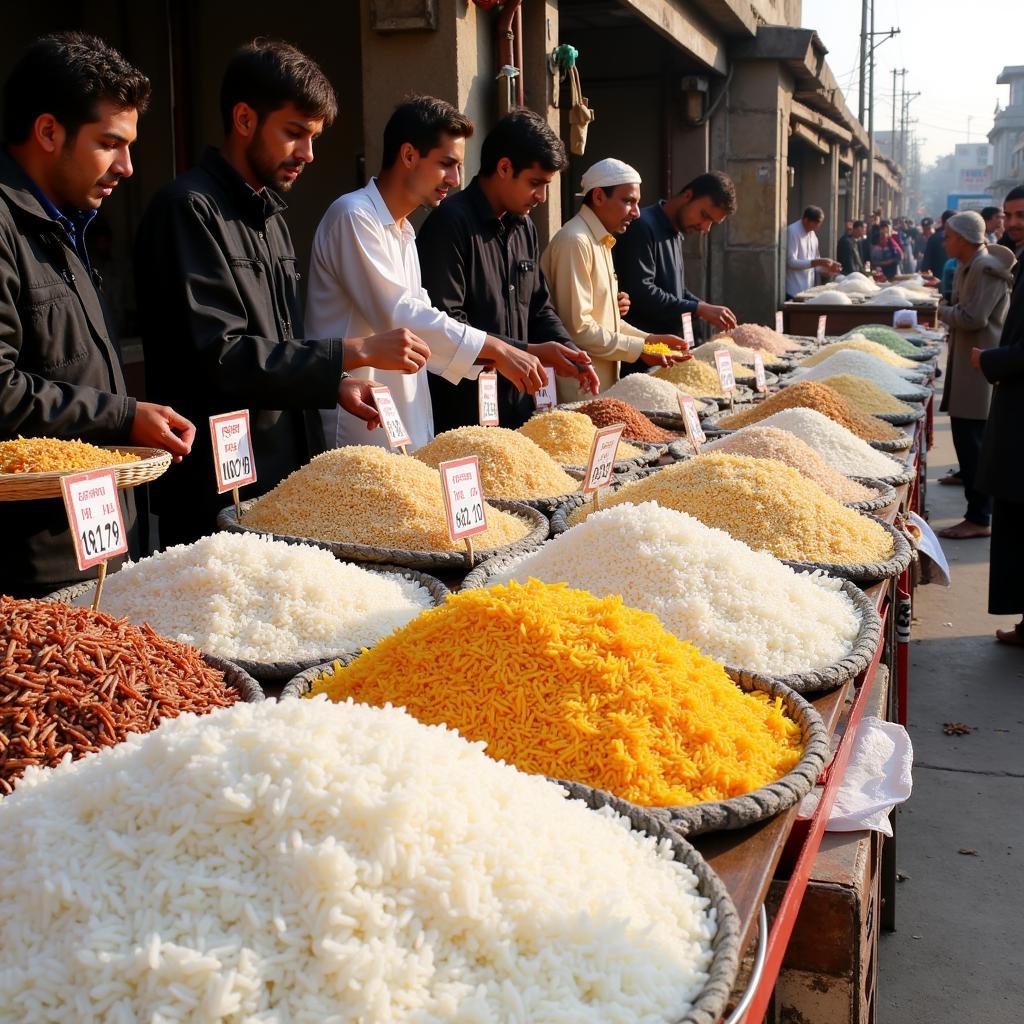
714;349;736;392
81;519;122;558
370;387;412;449
817;315;828;341
440;457;489;541
775;310;785;334
534;367;557;410
677;393;706;448
453;501;485;530
754;352;767;393
210;411;257;493
479;373;499;426
681;312;695;346
585;426;623;492
60;469;128;571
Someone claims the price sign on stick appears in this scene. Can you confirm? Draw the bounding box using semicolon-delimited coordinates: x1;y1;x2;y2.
714;348;736;393
681;312;695;347
534;366;557;410
210;410;258;523
61;468;128;610
478;372;499;426
369;385;412;452
583;423;624;508
439;456;488;562
775;310;785;334
816;315;828;341
753;351;767;393
676;393;706;453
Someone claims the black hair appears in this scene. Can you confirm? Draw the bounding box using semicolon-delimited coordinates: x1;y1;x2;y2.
679;171;737;215
220;39;336;135
381;95;473;170
1006;185;1024;204
479;108;566;177
880;219;891;228
803;205;824;223
940;209;956;224
852;219;865;229
921;217;934;227
3;32;150;145
980;205;1002;221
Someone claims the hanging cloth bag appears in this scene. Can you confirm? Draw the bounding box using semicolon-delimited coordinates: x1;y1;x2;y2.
568;65;594;156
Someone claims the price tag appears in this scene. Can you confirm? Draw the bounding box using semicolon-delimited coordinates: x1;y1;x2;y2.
676;392;706;451
775;310;785;334
60;468;128;572
439;456;489;541
681;312;695;346
210;410;257;494
893;309;918;329
713;348;736;393
478;372;499;426
753;352;767;393
534;367;557;410
816;314;828;341
369;385;412;449
583;423;624;493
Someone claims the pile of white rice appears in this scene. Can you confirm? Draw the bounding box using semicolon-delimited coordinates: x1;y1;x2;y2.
835;275;879;295
803;290;852;305
792;350;930;396
0;699;717;1023
97;532;434;663
752;408;908;477
602;372;691;412
487;502;861;676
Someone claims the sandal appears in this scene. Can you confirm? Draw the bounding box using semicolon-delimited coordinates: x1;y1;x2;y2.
996;623;1024;646
937;521;992;540
938;472;962;486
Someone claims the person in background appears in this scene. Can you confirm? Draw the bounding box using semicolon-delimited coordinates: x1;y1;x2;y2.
309;96;551;452
915;217;934;270
922;209;955;278
871;220;904;280
900;217;918;272
613;170;738;370
785;205;841;299
973;185;1024;642
935;210;1014;540
0;33;196;597
541;158;690;402
136;41;428;547
868;209;883;246
838;219;866;275
417;109;598;430
941;254;959;303
981;205;1005;245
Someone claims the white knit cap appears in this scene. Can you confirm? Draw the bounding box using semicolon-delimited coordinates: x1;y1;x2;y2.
576;158;642;196
946;211;986;245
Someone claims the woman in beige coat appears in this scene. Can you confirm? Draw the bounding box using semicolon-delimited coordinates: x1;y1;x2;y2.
936;211;1015;539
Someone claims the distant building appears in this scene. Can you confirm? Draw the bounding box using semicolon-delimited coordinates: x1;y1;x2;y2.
989;66;1024;203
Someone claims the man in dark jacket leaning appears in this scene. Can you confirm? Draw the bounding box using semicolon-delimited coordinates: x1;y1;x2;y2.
0;33;195;597
136;40;429;546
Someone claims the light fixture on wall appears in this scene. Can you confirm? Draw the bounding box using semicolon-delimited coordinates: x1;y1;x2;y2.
679;76;709;125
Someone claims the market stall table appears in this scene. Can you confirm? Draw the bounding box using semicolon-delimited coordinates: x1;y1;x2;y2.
783;302;939;336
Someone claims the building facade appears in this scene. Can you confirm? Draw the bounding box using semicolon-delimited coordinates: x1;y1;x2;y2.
989;66;1024;204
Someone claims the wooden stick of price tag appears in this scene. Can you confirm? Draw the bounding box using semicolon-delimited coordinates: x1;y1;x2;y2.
817;314;828;342
534;367;557;410
478;371;499;426
210;410;258;521
369;385;412;454
60;468;129;611
714;348;737;411
676;392;706;455
439;455;489;564
775;310;785;334
583;423;624;510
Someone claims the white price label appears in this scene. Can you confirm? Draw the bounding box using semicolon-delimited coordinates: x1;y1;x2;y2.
681;312;695;346
775;310;785;334
534;366;558;410
478;372;499;426
714;348;737;393
676;393;706;450
370;386;412;449
584;424;624;492
816;314;828;341
754;352;767;393
439;456;489;541
60;468;128;572
210;410;257;494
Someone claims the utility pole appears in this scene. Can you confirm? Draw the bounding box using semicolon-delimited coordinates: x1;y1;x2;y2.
891;68;898;159
864;10;900;218
858;0;869;124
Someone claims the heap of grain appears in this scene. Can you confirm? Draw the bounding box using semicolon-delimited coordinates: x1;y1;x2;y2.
845;324;927;357
816;375;918;416
714;323;798;355
487;502;863;677
518;409;644;464
693;339;761;367
575;397;682;442
0;698;720;1021
568;454;895;564
241;446;530;551
603;372;701;412
312;579;803;807
799;337;920;369
704;427;875;502
653;358;730;397
715;381;903;441
93;533;435;664
0;437;138;473
415;426;578;499
0;597;244;794
791;350;931;397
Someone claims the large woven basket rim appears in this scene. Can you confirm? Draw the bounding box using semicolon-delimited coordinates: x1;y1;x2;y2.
561;439;666;476
0;446;171;501
869;434;915;453
844;477;898;513
217;497;550;570
781;514;914;584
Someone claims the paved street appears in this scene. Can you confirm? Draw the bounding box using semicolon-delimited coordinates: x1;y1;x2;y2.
879;405;1024;1022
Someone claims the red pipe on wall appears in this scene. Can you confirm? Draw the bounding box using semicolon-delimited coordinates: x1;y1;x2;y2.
495;0;525;108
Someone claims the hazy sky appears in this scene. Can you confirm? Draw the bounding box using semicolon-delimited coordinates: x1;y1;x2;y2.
800;0;1017;166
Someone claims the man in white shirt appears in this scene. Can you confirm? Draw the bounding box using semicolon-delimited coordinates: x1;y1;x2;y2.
309;96;557;450
785;205;841;299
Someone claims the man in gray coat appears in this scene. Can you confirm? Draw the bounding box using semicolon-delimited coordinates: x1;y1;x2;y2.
936;211;1015;540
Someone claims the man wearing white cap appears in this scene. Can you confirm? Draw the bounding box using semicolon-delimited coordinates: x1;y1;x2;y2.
541;158;689;400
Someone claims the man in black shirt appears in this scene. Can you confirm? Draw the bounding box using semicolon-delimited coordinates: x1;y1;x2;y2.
419;109;598;430
837;220;866;275
921;209;956;278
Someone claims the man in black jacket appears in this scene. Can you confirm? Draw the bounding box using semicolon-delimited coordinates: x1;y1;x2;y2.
921;209;956;278
419;109;598;430
0;33;195;597
837;220;866;275
136;40;428;546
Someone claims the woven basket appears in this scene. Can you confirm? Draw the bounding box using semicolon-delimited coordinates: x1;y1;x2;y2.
217;497;550;571
781;515;914;585
869;433;914;453
0;446;171;502
562;439;665;477
845;478;898;513
904;344;941;361
548;466;668;537
873;405;927;426
202;653;266;703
